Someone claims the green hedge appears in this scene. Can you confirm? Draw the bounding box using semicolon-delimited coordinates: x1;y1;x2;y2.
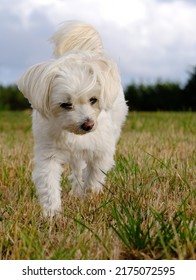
125;67;196;111
0;85;30;110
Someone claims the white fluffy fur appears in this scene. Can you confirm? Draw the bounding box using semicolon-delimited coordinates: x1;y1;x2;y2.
17;21;128;216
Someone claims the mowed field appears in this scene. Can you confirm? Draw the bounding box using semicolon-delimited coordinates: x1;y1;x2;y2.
0;111;195;260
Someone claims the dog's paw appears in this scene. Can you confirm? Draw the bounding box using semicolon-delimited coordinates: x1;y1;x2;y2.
83;184;103;196
69;182;103;198
69;185;84;197
42;203;61;218
88;184;103;194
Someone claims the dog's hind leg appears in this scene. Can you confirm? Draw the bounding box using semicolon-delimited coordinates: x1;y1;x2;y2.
83;153;115;194
68;159;86;197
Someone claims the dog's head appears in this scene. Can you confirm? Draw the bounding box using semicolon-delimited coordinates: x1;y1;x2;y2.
17;52;121;135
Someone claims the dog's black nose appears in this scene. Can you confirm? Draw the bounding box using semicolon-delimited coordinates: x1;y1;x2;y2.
81;120;94;131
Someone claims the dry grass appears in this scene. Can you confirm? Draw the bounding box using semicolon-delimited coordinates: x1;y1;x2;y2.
0;111;195;260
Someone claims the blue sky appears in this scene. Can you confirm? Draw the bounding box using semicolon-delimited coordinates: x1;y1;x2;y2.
1;0;196;87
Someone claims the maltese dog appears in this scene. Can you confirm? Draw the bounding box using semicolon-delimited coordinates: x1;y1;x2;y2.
17;21;128;216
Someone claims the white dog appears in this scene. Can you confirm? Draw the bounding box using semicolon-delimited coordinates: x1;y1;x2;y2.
17;21;128;216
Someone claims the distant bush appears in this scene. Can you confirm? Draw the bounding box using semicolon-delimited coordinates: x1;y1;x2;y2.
0;84;30;110
125;67;196;111
183;67;196;111
125;82;183;111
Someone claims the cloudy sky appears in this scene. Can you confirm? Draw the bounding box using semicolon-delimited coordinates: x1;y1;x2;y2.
1;0;196;87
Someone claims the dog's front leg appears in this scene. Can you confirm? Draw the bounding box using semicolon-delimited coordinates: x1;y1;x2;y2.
32;157;63;216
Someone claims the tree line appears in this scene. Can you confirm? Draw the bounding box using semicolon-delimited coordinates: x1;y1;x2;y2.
0;84;29;110
125;67;196;111
0;67;196;111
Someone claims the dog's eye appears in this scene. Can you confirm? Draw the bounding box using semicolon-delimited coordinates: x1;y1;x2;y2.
60;103;73;110
89;97;98;105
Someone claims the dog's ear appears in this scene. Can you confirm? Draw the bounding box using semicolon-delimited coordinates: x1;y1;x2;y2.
17;62;56;117
96;59;121;110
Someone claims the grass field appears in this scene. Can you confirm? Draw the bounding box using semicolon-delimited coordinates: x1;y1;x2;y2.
0;111;195;260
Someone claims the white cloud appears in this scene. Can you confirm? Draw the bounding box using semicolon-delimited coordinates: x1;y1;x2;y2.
0;0;196;86
111;0;196;84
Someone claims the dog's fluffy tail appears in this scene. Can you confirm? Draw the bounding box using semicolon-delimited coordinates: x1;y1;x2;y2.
50;21;104;58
